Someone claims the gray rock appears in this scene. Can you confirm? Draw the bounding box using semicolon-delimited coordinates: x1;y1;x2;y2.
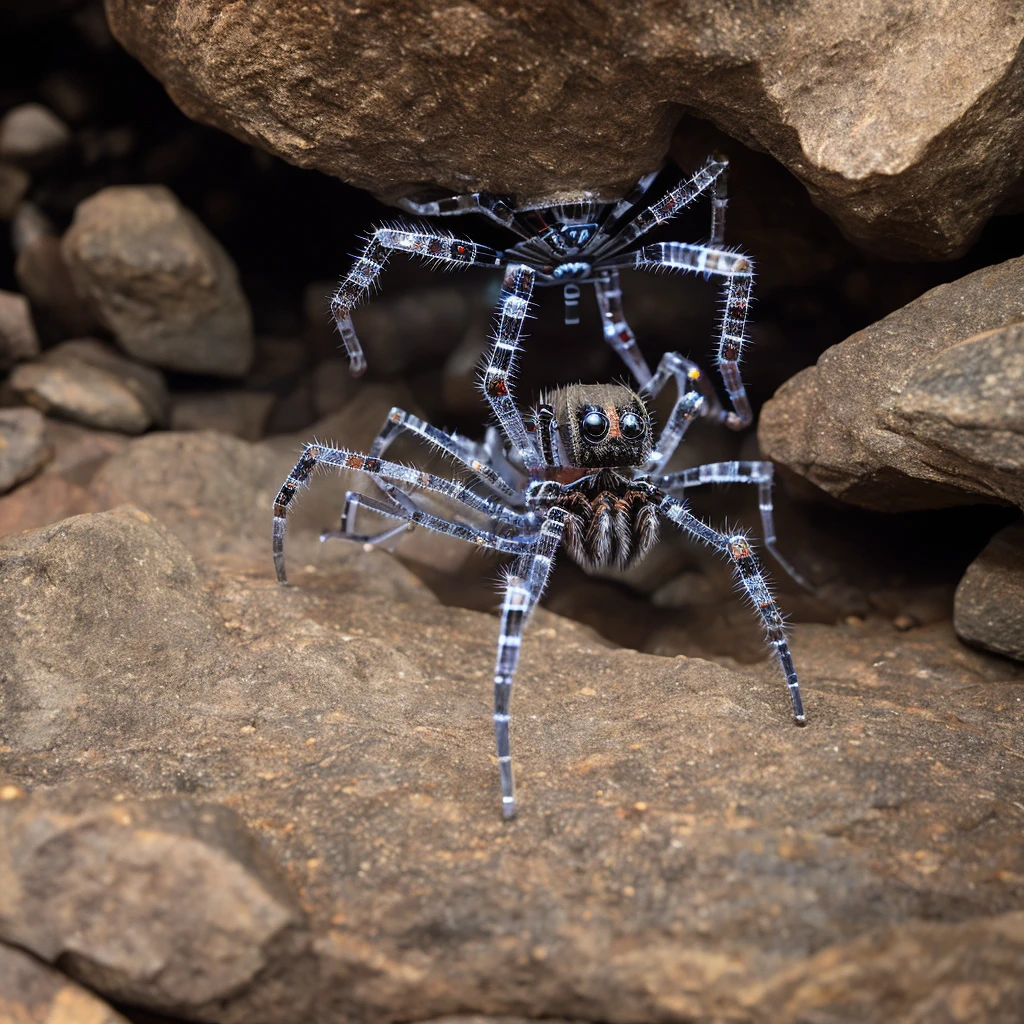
0;162;30;220
0;103;71;166
760;256;1024;511
0;939;133;1024
61;185;254;377
105;0;1024;259
0;407;50;494
15;233;101;335
955;520;1024;661
10;339;168;435
170;390;275;441
0;289;39;369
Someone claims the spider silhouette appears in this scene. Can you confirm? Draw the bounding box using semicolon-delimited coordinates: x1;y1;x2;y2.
273;339;806;819
331;157;756;432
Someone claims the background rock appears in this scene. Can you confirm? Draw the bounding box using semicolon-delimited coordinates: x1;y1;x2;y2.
61;184;254;377
170;390;275;441
104;0;1024;259
0;289;39;369
15;232;102;336
954;519;1024;661
0;102;71;166
0;162;30;220
760;257;1024;511
10;338;168;434
0;941;133;1024
0;406;50;494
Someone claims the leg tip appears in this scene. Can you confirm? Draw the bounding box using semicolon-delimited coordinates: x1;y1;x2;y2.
501;797;517;820
794;714;807;726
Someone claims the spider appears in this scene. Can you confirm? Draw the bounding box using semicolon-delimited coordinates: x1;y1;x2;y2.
273;346;807;819
331;156;757;433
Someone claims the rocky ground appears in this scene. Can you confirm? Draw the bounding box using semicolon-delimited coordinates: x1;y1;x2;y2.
1;3;1023;1023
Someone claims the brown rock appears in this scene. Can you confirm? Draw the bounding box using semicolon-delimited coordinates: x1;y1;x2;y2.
0;162;30;221
0;103;71;167
0;793;307;1019
760;257;1024;511
11;358;154;434
105;0;1024;259
0;941;133;1024
61;185;254;377
170;390;276;441
0;289;39;370
14;233;101;335
0;407;50;495
1;492;1023;1020
955;520;1024;661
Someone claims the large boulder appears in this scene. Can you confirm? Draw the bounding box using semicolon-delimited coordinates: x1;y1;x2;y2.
759;258;1024;511
0;477;1022;1021
104;0;1024;259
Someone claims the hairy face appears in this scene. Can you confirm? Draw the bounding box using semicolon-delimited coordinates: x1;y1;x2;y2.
551;383;653;468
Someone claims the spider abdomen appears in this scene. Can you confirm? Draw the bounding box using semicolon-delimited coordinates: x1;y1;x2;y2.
558;485;660;571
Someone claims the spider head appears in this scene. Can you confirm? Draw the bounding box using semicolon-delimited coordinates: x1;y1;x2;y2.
548;383;653;469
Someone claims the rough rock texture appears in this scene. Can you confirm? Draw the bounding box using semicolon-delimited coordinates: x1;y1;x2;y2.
61;185;254;377
760;257;1024;511
955;520;1024;661
104;0;1024;259
0;789;306;1018
10;339;169;434
0;425;1023;1022
0;941;133;1024
0;407;50;495
0;289;39;370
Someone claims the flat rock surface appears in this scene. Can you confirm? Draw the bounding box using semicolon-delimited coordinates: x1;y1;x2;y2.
955;519;1024;661
0;406;50;495
61;184;253;377
105;0;1024;259
759;257;1024;511
0;941;132;1024
0;426;1022;1022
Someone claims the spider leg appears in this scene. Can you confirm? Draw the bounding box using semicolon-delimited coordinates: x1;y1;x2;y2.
272;443;532;583
368;406;519;499
593;270;653;385
493;506;568;818
480;264;545;473
332;227;503;376
607;242;755;430
640;348;729;472
653;461;815;593
593;158;729;259
396;192;530;239
325;490;413;548
655;490;806;723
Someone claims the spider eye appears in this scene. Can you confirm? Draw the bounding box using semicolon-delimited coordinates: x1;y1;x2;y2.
619;411;645;440
580;409;610;443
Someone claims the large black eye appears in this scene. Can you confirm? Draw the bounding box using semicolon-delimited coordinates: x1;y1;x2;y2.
580;409;609;443
619;411;645;440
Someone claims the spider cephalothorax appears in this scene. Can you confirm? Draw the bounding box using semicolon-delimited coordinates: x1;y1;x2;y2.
532;383;659;571
274;353;808;819
330;157;757;432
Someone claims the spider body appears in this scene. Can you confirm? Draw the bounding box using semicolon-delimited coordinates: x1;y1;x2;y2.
274;363;808;818
331;158;755;432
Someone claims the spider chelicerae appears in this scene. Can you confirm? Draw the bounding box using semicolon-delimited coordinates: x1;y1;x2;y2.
273;343;807;819
332;156;757;435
